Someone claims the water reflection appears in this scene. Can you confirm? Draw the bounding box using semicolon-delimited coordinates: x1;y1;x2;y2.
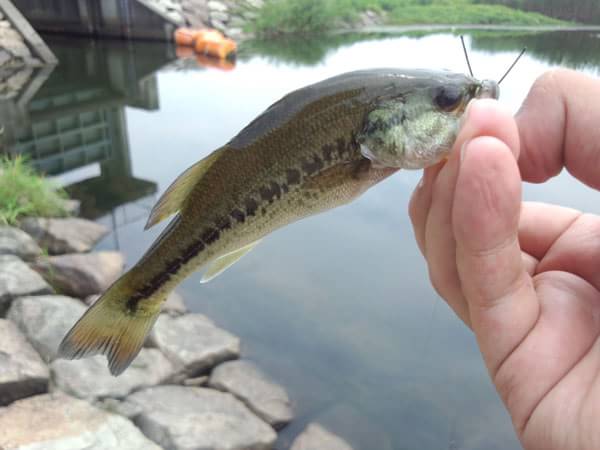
0;37;181;245
2;29;600;450
471;30;600;71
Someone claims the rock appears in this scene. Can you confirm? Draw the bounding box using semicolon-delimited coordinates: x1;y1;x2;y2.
166;10;185;24
128;385;276;450
95;397;143;420
0;392;162;449
227;27;244;39
211;10;230;23
61;198;81;216
0;226;42;259
0;319;48;406
20;217;109;254
162;290;187;315
51;349;175;400
0;255;52;316
0;49;10;67
291;423;354;450
182;375;208;386
164;0;182;11
210;360;293;429
0;20;10;28
228;16;247;28
148;313;240;376
208;0;228;12
33;251;125;297
211;19;227;31
245;0;263;8
7;295;85;361
6;40;30;59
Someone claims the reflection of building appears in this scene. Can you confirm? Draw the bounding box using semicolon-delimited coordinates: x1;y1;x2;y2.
3;36;175;221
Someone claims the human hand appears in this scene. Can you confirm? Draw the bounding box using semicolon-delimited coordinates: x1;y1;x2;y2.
409;69;600;450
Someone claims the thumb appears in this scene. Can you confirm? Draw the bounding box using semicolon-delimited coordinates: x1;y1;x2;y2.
453;136;539;377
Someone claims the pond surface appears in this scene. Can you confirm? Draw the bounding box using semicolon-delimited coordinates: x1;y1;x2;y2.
3;29;600;450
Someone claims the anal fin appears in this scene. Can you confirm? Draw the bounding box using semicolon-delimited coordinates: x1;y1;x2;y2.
200;240;261;283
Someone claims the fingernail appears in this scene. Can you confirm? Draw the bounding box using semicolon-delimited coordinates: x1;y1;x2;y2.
460;139;471;164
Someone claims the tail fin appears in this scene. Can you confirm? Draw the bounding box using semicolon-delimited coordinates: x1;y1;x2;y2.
57;284;162;376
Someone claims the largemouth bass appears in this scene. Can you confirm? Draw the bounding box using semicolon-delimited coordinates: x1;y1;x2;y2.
59;68;498;375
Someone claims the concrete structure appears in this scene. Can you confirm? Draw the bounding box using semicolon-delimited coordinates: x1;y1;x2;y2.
12;0;184;40
3;37;176;223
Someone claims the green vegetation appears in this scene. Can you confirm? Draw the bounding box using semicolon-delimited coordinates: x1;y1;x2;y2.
0;156;69;225
387;2;568;26
250;0;570;36
474;0;600;25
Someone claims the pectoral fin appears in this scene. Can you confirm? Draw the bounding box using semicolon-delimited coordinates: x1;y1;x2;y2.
200;240;261;283
145;149;222;229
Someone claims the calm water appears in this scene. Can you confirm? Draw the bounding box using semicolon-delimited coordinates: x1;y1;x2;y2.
3;29;600;450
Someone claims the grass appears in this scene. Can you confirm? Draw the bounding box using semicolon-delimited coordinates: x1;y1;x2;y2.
249;0;570;36
0;156;70;225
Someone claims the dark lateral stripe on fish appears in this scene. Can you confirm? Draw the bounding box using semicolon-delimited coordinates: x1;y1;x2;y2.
231;208;246;222
245;198;259;216
302;155;325;176
286;169;301;185
125;192;274;312
259;181;282;203
125;139;358;313
322;143;336;163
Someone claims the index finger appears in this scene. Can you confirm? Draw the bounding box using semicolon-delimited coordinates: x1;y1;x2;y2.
516;69;600;189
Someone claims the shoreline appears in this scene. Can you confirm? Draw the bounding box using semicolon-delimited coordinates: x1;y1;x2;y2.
0;214;352;449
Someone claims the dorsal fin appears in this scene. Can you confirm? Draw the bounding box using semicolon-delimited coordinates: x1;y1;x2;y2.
145;149;223;230
200;240;261;283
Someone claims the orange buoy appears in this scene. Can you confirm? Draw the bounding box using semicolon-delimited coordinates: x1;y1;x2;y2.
176;45;196;59
194;36;237;59
174;27;237;60
174;28;199;47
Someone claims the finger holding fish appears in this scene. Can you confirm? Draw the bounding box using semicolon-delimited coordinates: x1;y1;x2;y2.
409;99;520;327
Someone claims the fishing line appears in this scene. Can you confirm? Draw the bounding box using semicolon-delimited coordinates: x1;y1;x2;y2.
498;47;527;85
460;35;474;77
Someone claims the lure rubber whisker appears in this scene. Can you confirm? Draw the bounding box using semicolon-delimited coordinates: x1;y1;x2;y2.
498;47;527;85
460;35;474;77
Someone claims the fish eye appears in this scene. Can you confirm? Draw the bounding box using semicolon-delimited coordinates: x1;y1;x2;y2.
434;86;464;112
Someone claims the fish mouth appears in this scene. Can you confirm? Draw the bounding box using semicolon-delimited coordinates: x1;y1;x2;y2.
477;80;500;100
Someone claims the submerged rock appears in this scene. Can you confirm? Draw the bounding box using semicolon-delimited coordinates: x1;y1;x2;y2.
7;295;85;361
315;403;394;450
210;360;293;429
33;251;125;297
20;217;109;254
290;423;354;450
0;392;161;449
127;385;276;450
0;319;48;406
161;290;187;316
148;313;240;377
0;255;52;315
0;226;41;260
51;349;174;400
